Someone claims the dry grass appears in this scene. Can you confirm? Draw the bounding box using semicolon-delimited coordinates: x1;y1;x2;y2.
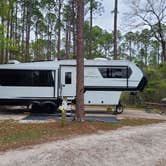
0;119;164;152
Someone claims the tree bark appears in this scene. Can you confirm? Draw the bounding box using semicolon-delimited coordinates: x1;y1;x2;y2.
15;2;18;42
113;0;118;60
0;18;4;64
71;0;76;58
76;0;85;121
65;24;70;59
25;0;32;62
9;7;14;60
5;19;10;63
89;0;93;57
161;41;166;62
34;21;38;61
47;25;50;60
57;0;62;59
21;0;25;58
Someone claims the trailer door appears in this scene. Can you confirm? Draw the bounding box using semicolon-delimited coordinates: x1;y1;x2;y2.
60;66;76;97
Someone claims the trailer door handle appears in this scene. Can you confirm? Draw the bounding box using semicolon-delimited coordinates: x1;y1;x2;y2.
62;84;65;87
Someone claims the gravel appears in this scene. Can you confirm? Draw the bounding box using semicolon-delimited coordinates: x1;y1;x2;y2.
118;109;166;120
0;122;166;166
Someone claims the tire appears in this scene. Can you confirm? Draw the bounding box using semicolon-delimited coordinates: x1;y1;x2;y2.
115;104;124;114
31;101;41;113
41;102;57;113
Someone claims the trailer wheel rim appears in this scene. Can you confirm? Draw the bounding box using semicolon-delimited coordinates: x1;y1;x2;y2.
116;105;124;114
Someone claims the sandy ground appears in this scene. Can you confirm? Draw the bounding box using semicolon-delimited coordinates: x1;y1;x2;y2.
0;106;27;121
0;122;166;166
0;114;26;121
86;109;166;120
117;109;166;120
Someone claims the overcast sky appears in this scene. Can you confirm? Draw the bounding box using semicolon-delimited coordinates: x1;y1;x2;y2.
93;0;130;33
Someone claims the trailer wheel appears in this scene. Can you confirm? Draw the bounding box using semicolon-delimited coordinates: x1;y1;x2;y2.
41;102;57;113
31;101;41;112
115;104;124;114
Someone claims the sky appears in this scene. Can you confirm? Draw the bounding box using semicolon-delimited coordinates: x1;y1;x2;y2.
93;0;130;33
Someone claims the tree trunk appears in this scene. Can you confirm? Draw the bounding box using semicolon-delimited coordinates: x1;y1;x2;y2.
47;25;50;60
157;43;160;64
161;41;166;62
25;1;32;62
15;1;19;54
21;0;25;59
69;29;71;57
0;18;4;64
65;23;70;59
113;0;118;60
129;39;132;61
5;19;10;63
34;21;38;61
76;0;85;121
50;26;53;60
71;0;76;58
9;8;14;60
57;0;62;59
65;10;71;59
89;0;93;57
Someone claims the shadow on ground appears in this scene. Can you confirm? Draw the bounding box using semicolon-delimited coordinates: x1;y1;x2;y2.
0;106;120;123
23;114;120;123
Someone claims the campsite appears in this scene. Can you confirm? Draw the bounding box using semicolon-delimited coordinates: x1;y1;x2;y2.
0;0;166;165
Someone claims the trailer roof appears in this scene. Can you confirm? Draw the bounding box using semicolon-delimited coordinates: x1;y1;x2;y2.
59;59;133;66
0;59;135;70
0;61;59;70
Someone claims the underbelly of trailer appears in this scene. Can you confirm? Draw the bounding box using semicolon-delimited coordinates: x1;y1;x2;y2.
84;91;121;105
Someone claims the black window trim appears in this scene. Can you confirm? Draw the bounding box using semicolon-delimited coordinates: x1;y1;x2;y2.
65;72;72;84
98;66;132;79
0;69;55;87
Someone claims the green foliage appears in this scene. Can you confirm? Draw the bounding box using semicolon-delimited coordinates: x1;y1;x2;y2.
141;64;166;102
84;22;115;59
0;0;164;63
0;24;18;53
0;0;12;20
121;64;166;105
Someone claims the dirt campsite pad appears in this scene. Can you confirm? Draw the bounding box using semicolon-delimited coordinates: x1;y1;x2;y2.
0;119;162;152
117;109;166;120
0;107;166;165
0;122;166;166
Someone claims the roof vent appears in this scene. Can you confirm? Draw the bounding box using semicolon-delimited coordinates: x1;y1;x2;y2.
8;60;20;64
94;58;107;61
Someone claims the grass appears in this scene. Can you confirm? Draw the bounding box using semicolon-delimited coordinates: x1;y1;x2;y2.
0;119;164;152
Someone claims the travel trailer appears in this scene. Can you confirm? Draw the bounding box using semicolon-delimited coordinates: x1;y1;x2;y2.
0;59;147;113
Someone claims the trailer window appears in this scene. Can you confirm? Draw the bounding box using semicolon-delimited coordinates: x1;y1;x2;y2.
99;67;132;78
32;71;54;86
0;70;54;87
65;72;72;84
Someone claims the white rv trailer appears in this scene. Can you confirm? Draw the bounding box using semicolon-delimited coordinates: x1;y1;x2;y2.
0;59;147;112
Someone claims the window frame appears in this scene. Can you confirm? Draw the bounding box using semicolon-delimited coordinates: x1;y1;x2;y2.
0;69;55;87
98;66;132;79
65;72;72;84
